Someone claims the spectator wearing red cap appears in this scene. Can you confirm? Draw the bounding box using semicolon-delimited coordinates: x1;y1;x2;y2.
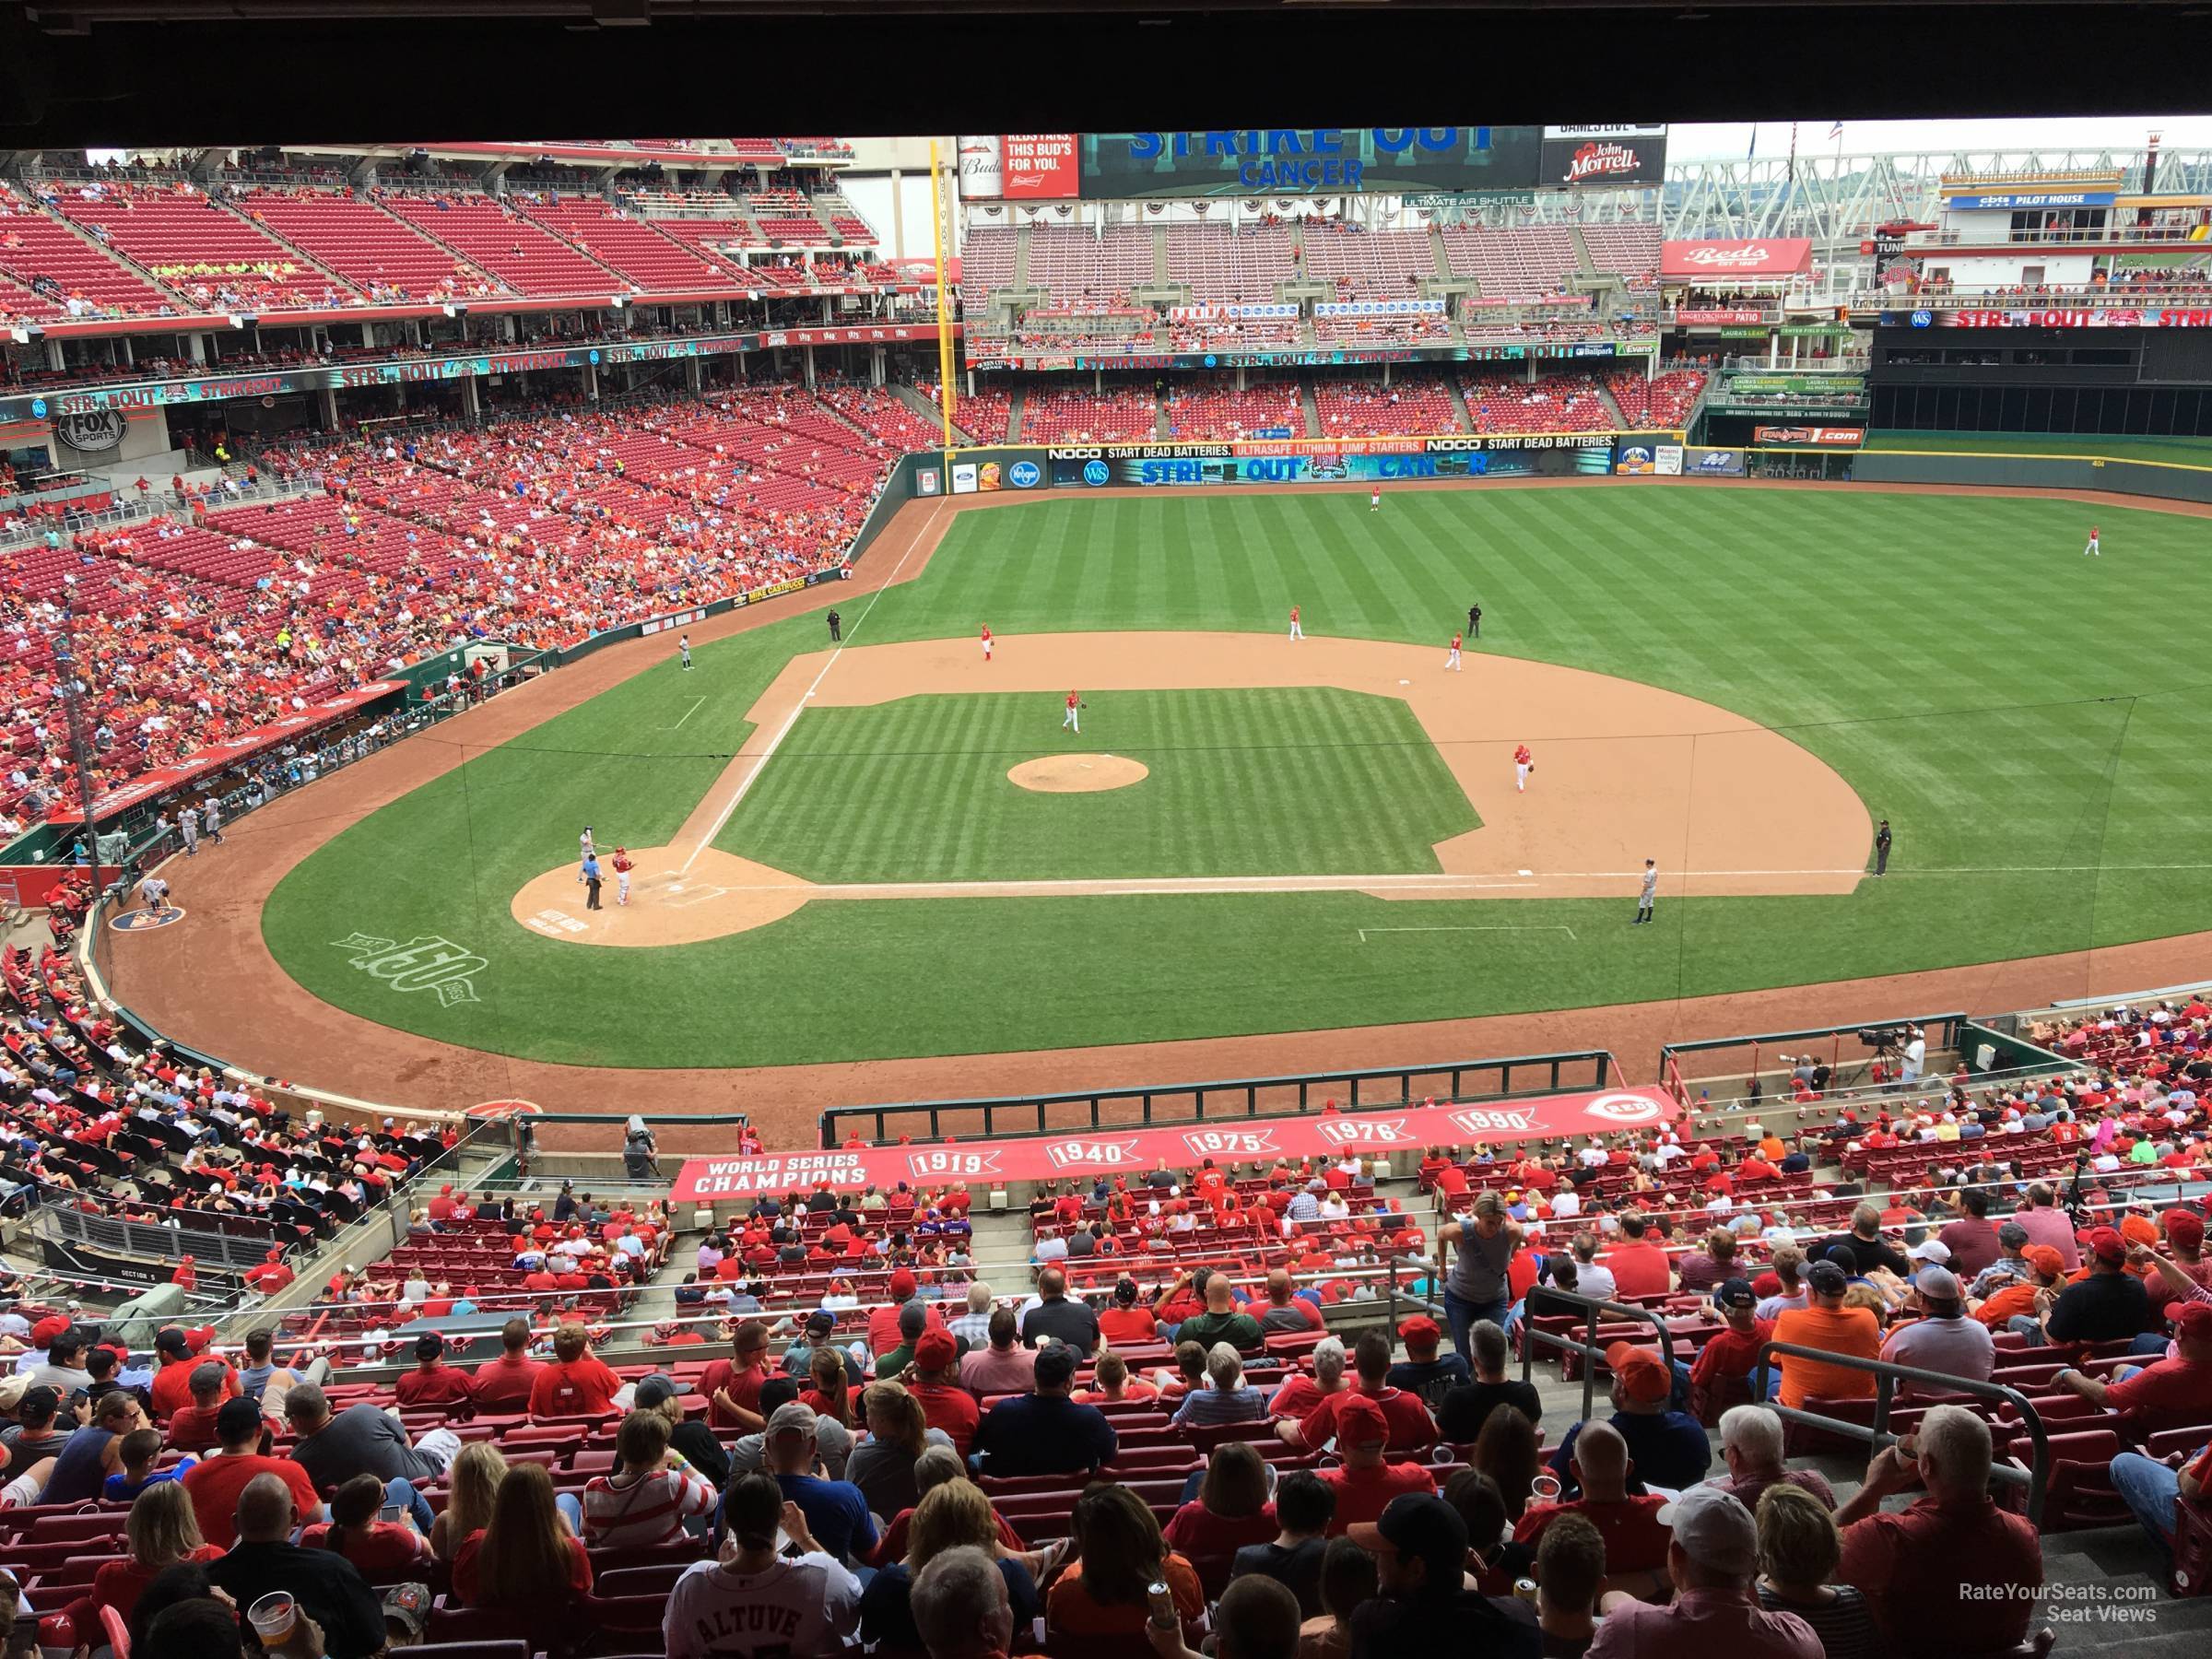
1547;1342;1712;1497
1832;1405;2041;1654
170;1256;197;1294
149;1327;238;1421
2163;1207;2210;1287
1385;1316;1470;1412
2010;1225;2149;1347
1316;1394;1433;1532
242;1249;294;1296
903;1328;980;1455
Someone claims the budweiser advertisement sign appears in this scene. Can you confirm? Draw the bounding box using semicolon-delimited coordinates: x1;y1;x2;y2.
668;1085;1680;1201
1753;424;1865;449
1661;239;1814;279
1539;125;1667;188
1675;307;1769;326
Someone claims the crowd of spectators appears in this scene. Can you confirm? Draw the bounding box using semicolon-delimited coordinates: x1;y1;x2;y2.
0;381;900;826
0;1045;2207;1658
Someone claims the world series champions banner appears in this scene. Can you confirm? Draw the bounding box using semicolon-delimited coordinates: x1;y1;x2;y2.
671;1083;1679;1200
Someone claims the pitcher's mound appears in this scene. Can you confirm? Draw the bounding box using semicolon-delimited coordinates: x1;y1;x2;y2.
511;846;816;947
1008;753;1150;794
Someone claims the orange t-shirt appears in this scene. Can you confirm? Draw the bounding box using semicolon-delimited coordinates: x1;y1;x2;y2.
1047;1553;1202;1636
1771;1304;1882;1407
1972;1282;2042;1328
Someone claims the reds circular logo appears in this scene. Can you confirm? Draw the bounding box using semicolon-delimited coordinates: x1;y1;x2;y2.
1583;1093;1664;1124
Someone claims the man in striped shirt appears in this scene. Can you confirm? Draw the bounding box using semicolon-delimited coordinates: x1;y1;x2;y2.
947;1282;995;1350
581;1408;719;1549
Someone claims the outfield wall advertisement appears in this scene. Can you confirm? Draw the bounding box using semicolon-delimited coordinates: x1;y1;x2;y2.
1046;434;1621;487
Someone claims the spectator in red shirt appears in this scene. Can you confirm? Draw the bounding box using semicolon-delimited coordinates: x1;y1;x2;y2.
1599;1213;1673;1300
149;1329;238;1422
1280;1331;1436;1454
2051;1300;2212;1431
300;1472;433;1576
1512;1421;1670;1585
395;1335;476;1409
1686;1277;1775;1405
468;1319;547;1413
1097;1278;1159;1346
1833;1404;2041;1653
1317;1394;1434;1532
904;1329;982;1454
1163;1440;1280;1558
526;1324;621;1419
1266;1336;1348;1419
242;1249;294;1296
700;1319;775;1431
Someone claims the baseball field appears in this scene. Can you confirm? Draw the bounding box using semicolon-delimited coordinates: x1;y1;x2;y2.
106;477;2212;1124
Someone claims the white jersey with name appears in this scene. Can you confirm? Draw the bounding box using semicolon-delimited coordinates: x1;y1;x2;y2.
663;1553;861;1659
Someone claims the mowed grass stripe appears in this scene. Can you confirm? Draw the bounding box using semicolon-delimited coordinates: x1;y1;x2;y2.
718;687;1473;882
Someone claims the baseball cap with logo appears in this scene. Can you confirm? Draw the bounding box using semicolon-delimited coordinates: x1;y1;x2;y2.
2023;1245;2065;1278
1335;1393;1390;1450
1806;1261;1851;1298
2168;1302;2212;1343
2079;1226;2127;1265
1712;1277;1758;1312
1602;1341;1671;1406
914;1327;957;1370
382;1583;431;1641
1655;1484;1759;1576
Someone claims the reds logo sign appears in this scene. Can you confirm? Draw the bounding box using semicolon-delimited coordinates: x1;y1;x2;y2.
1583;1093;1665;1125
333;933;484;1007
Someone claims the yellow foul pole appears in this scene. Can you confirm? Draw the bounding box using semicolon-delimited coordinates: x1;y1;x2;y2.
927;136;959;453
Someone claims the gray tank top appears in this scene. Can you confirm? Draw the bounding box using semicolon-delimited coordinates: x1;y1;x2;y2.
1449;1222;1514;1303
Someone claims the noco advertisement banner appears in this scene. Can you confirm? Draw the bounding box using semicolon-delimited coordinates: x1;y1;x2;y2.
1538;125;1669;188
1046;435;1617;488
1077;128;1542;198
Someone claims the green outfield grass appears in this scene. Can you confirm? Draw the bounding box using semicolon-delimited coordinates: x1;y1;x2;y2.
252;482;2212;1070
721;688;1476;882
1871;429;2212;468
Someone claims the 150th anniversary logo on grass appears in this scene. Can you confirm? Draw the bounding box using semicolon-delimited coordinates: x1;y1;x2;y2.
333;934;485;1007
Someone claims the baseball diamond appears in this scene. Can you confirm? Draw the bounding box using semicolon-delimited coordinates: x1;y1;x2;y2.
98;476;2212;1119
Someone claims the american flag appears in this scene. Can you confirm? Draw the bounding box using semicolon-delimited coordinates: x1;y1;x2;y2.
1828;122;1845;139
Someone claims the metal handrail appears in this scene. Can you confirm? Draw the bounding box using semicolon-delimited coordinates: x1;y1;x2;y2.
1749;1340;2050;1525
1513;1284;1686;1424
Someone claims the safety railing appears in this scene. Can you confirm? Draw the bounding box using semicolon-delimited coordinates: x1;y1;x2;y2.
1513;1284;1686;1424
820;1050;1616;1147
1750;1341;2050;1525
1658;1012;1971;1104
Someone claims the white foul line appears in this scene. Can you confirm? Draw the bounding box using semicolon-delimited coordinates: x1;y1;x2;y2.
666;696;706;731
680;504;940;877
1359;924;1579;942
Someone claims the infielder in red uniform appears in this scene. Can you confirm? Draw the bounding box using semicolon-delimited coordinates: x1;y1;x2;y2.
1288;604;1303;642
1514;743;1534;793
611;846;636;906
1064;690;1083;734
981;625;994;662
1446;632;1463;671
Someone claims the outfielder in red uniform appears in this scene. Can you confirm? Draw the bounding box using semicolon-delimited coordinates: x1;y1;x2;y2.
611;846;636;906
1514;744;1534;793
